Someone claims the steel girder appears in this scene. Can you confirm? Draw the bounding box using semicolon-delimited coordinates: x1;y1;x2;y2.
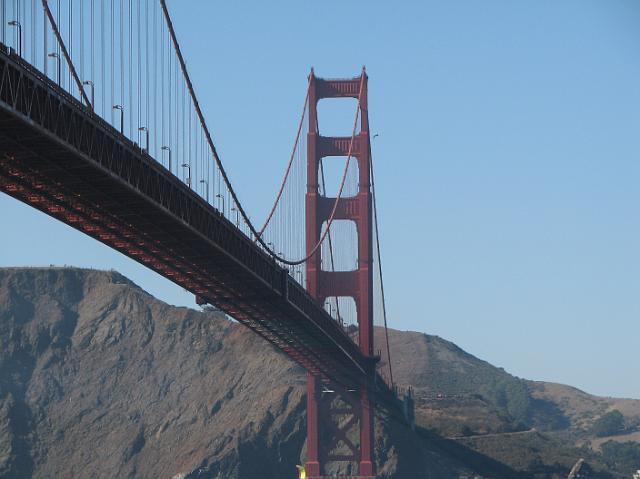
0;44;376;389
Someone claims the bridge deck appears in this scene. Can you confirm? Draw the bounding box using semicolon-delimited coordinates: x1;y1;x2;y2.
0;44;375;388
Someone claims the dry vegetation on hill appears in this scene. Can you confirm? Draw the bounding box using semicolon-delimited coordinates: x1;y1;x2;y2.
0;267;493;478
1;267;638;478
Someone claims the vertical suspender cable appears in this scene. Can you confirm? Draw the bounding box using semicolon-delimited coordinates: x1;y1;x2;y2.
167;13;171;172
128;0;132;137
56;0;60;82
161;9;165;167
110;0;114;124
40;0;92;109
174;44;177;181
43;0;47;75
32;0;36;65
119;0;123;126
101;0;105;114
145;0;149;140
69;0;72;93
134;0;142;133
79;0;83;82
152;0;157;157
90;0;94;98
70;0;74;95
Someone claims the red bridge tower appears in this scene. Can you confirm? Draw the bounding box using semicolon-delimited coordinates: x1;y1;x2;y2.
305;68;376;479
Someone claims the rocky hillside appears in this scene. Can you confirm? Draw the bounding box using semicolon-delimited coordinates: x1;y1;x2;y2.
1;267;637;478
0;267;511;479
382;328;640;476
386;327;636;431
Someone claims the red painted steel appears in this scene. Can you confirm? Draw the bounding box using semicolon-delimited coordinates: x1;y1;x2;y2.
0;46;376;390
305;69;376;478
0;43;403;475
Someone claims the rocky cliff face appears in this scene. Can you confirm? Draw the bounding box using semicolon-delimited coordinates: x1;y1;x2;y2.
4;267;631;478
0;267;314;479
0;268;483;479
378;320;640;478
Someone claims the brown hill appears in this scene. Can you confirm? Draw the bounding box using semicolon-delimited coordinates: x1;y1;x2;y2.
2;267;637;478
0;267;510;479
380;328;640;476
529;381;640;436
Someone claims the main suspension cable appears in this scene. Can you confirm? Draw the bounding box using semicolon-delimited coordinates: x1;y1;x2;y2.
259;72;363;265
255;76;311;240
159;0;363;266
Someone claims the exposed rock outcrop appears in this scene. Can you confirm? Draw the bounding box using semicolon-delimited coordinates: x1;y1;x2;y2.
0;268;482;478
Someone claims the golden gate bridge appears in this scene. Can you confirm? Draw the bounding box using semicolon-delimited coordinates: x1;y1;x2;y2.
0;2;406;477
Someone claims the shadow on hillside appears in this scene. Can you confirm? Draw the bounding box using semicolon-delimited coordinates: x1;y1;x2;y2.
528;397;571;431
415;425;525;479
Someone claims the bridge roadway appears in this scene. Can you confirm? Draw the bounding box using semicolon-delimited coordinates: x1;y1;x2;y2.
0;43;381;391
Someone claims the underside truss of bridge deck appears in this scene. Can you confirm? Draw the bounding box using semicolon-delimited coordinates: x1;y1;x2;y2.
0;44;383;391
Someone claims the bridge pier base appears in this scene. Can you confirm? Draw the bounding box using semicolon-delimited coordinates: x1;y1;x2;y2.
305;374;321;477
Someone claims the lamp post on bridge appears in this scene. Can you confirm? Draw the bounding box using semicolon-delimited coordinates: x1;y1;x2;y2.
7;21;22;56
138;127;149;153
161;146;171;172
82;80;95;110
112;105;124;135
48;52;61;85
199;179;209;202
230;206;240;227
280;254;291;276
215;193;225;216
181;163;191;188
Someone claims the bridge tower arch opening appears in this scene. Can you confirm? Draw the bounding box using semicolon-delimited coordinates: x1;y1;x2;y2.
305;68;376;479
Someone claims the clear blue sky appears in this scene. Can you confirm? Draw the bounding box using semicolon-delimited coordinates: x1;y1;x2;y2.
1;0;639;398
